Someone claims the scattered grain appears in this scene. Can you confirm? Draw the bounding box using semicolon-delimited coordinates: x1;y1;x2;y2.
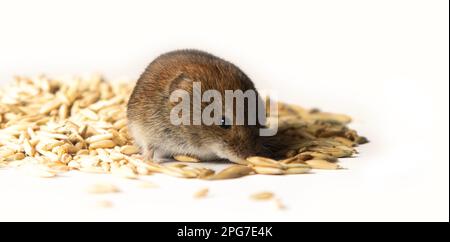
87;183;119;194
174;155;200;163
250;192;274;201
194;188;209;198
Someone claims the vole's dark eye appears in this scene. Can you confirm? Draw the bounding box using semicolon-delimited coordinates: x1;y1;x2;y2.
220;116;231;129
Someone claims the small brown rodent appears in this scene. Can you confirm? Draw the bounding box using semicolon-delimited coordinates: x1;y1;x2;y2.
127;50;269;164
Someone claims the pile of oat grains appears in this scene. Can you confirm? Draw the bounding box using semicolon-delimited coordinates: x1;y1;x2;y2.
0;75;368;180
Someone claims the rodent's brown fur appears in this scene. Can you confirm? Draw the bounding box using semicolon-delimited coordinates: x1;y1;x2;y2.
127;49;269;164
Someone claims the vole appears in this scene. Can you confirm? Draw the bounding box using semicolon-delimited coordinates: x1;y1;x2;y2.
127;50;270;164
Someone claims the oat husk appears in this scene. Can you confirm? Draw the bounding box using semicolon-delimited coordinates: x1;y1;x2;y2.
250;192;275;200
87;183;120;194
193;188;209;198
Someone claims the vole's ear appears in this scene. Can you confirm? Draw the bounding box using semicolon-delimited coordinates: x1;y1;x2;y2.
168;72;193;95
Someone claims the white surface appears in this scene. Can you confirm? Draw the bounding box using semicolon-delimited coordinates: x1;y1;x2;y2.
0;0;448;221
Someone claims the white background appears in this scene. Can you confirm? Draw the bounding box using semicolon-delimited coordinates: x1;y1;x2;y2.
0;0;448;221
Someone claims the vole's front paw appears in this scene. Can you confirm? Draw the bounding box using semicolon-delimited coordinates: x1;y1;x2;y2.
151;149;172;163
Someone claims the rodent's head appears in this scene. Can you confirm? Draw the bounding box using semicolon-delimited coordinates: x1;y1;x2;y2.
168;70;270;164
207;118;269;164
